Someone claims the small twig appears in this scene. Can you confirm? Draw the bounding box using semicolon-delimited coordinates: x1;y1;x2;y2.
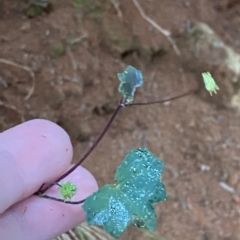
0;100;25;122
131;0;180;55
0;101;17;111
67;47;78;71
0;76;8;88
110;0;123;19
0;58;35;100
219;182;235;194
68;32;88;46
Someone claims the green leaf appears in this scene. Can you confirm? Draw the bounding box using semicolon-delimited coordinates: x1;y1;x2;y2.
59;181;77;201
83;148;167;238
202;72;219;96
117;65;143;103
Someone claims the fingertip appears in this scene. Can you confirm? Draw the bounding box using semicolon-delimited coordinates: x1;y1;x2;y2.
4;166;98;240
0;119;73;213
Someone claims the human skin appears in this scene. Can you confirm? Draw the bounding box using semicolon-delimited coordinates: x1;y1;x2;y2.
0;119;98;240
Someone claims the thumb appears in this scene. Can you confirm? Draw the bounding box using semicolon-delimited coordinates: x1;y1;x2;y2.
0;165;98;240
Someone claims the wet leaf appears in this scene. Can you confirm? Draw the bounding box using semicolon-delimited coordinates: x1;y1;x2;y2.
83;148;167;238
117;65;143;103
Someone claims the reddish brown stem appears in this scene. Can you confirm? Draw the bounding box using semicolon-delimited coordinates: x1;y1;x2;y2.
36;84;198;198
37;102;124;194
127;87;198;107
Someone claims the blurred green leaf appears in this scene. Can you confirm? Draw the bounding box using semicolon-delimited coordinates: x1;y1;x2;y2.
51;43;65;58
202;72;219;96
59;181;77;201
117;65;143;103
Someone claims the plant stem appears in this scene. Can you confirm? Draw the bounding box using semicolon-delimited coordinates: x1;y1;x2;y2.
127;87;198;107
41;194;85;204
37;85;198;196
38;102;124;194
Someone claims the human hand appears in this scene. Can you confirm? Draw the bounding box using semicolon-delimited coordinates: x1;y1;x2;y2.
0;119;98;240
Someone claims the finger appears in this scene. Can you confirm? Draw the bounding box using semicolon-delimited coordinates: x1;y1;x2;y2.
0;119;73;213
0;165;98;240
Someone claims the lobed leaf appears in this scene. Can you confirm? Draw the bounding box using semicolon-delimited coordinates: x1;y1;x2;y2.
117;65;143;103
83;148;167;238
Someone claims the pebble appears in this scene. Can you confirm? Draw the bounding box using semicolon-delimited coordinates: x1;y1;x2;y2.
20;22;31;32
228;173;239;186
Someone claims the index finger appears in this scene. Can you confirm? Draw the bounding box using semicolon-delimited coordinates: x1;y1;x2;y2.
0;119;73;213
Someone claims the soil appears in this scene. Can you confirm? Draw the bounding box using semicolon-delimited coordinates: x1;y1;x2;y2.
1;0;240;239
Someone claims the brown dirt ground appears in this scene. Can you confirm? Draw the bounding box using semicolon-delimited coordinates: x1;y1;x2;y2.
1;0;240;239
